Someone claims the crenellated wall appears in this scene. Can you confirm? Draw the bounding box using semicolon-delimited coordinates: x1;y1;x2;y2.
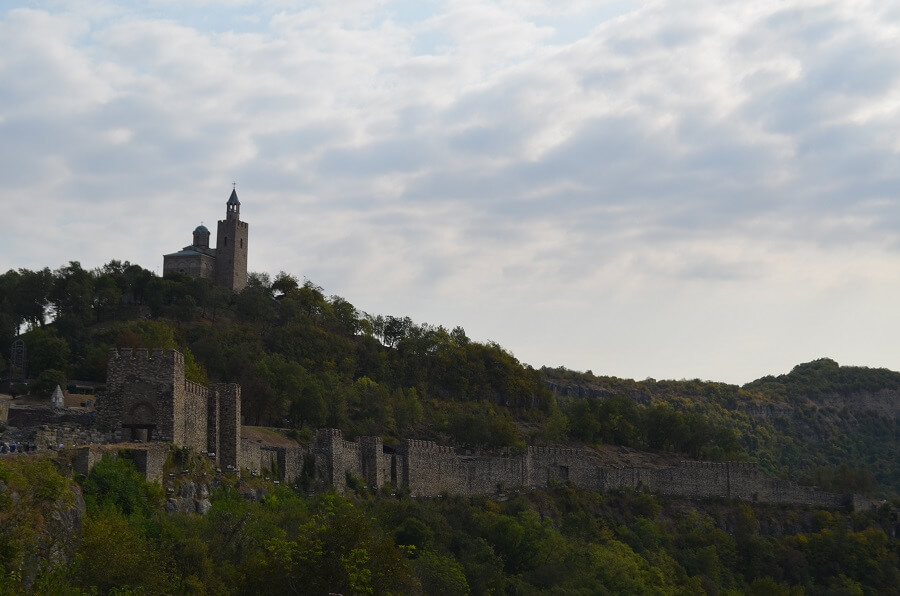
98;348;184;443
303;429;858;509
96;349;240;469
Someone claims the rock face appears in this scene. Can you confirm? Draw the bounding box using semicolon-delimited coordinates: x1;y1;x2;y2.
165;480;215;515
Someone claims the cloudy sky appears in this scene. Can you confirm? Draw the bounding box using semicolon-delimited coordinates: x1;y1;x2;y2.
2;0;900;384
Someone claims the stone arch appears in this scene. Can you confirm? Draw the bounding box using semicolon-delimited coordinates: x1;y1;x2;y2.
123;401;157;442
125;401;156;425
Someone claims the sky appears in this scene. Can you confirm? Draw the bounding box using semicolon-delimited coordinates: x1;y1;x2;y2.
2;0;900;385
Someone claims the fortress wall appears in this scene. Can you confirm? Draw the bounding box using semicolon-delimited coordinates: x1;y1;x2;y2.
462;454;527;495
526;446;603;490
73;444;167;483
277;446;305;484
306;429;851;508
206;389;220;455
7;407;96;430
213;384;241;470
403;439;469;496
598;467;657;492
358;436;383;488
762;477;844;508
33;423;108;448
73;446;104;478
182;381;209;453
240;442;300;481
240;439;263;472
313;428;343;491
99;348;184;443
339;438;361;483
724;462;762;499
653;462;732;498
127;447;166;484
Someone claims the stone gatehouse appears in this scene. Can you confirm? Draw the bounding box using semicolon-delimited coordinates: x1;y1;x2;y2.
96;348;240;470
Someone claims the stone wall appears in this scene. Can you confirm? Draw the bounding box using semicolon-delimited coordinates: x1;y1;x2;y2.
73;444;168;484
98;348;184;443
240;439;282;475
33;423;108;448
308;429;853;509
6;405;95;429
97;350;240;470
214;384;241;470
183;381;209;452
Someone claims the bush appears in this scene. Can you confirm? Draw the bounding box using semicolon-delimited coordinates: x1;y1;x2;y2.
29;369;66;397
81;456;162;517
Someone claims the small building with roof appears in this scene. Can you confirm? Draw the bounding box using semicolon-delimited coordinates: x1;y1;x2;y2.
163;188;249;292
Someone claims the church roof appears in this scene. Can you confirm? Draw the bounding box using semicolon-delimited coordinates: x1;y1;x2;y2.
194;224;209;234
164;249;205;258
227;188;240;205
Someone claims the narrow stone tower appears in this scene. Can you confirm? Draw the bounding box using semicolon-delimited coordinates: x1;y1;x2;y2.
214;187;249;292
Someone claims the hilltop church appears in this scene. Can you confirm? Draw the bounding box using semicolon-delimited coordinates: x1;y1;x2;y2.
163;188;249;292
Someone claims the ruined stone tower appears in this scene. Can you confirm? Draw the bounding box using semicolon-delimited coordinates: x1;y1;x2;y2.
214;188;249;292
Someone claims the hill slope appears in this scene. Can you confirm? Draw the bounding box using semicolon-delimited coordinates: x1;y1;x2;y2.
1;262;897;496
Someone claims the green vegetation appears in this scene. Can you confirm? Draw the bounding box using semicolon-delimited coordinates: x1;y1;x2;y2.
1;261;899;592
1;262;898;496
1;456;897;594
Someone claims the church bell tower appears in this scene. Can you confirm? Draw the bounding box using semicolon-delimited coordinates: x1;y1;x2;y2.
214;186;249;292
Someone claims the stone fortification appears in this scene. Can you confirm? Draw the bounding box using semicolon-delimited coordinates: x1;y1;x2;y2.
73;443;168;484
96;349;240;469
257;429;859;510
22;348;861;511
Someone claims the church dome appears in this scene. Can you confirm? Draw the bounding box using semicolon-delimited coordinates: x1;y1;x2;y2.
194;224;210;234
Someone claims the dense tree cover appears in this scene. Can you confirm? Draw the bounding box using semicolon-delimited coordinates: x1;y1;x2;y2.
0;264;549;450
1;456;897;594
566;397;744;461
746;358;900;398
2;262;897;492
544;366;900;497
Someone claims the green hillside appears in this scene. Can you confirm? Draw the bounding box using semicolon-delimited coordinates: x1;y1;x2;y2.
1;260;898;497
1;261;899;594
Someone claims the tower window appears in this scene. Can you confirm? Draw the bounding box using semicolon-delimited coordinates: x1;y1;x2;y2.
240;238;243;248
224;237;228;246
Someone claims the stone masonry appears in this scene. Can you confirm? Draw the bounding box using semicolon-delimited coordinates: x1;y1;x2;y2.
96;348;240;469
235;429;865;510
73;349;870;510
163;188;249;292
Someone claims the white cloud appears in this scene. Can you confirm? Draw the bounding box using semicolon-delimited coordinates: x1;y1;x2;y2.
2;0;900;382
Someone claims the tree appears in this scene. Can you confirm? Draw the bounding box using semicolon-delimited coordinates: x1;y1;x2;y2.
414;551;470;596
90;272;122;322
75;510;170;593
50;262;95;325
13;268;53;330
22;328;70;377
29;369;66;397
272;271;299;297
81;456;161;517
